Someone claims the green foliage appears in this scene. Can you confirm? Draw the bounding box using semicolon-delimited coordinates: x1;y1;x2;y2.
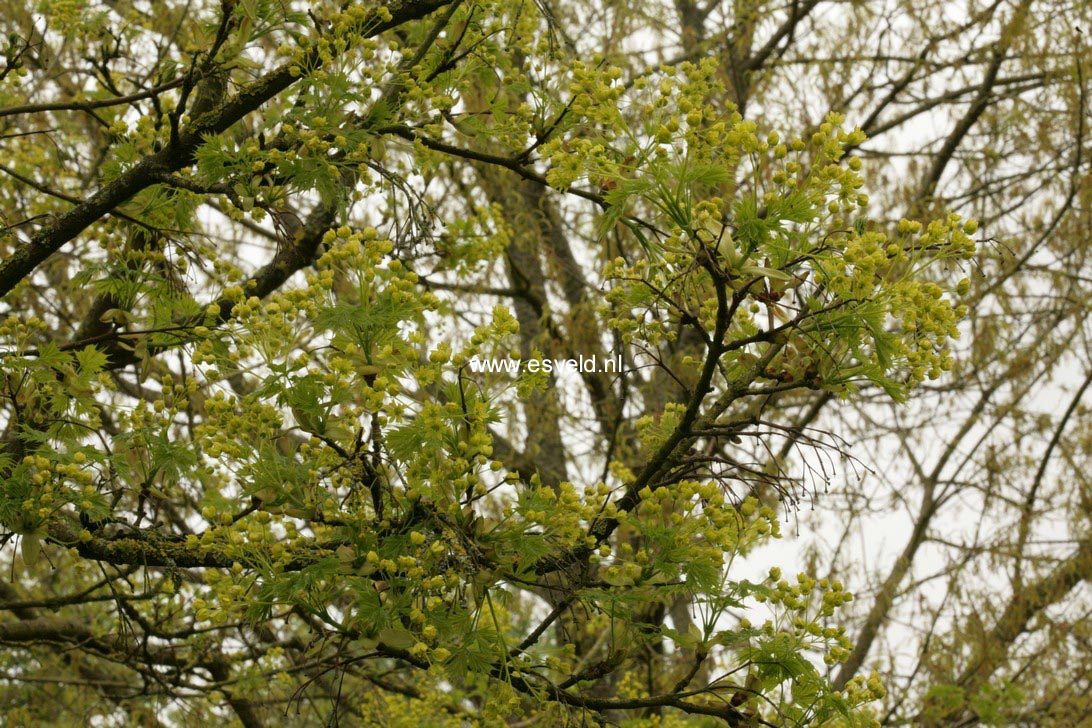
1;0;1082;726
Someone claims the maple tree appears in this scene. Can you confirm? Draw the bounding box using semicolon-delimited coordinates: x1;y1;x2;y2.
0;0;1088;726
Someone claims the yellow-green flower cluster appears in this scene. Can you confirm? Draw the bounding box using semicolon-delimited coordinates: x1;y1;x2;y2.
566;60;626;128
15;454;98;527
591;490;781;590
751;566;857;667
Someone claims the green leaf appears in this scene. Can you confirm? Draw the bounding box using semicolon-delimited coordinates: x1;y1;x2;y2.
769;190;816;225
677;163;732;187
378;627;417;650
32;341;71;369
74;345;108;375
739;264;794;281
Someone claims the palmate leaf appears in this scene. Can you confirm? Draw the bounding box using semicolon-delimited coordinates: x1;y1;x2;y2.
598;176;655;239
145;429;199;486
683;555;722;591
818;692;856;723
351;582;386;634
244;443;312;505
439;380;501;426
599;160;734;259
675;162;732;187
28;342;71;370
314;297;404;349
712;624;767;648
385;422;423;459
259;556;341;610
743;632;817;688
733;195;773;255
858;302;898;369
763;191;818;266
768;189;816;225
241;0;312;42
734;191;819;263
506;530;553;573
843;299;909;400
279;373;330;433
452;630;501;675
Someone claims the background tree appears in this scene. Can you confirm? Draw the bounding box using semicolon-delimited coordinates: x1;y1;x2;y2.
0;0;1087;727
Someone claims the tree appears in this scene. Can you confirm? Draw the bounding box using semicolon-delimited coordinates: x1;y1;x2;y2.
0;0;1087;726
